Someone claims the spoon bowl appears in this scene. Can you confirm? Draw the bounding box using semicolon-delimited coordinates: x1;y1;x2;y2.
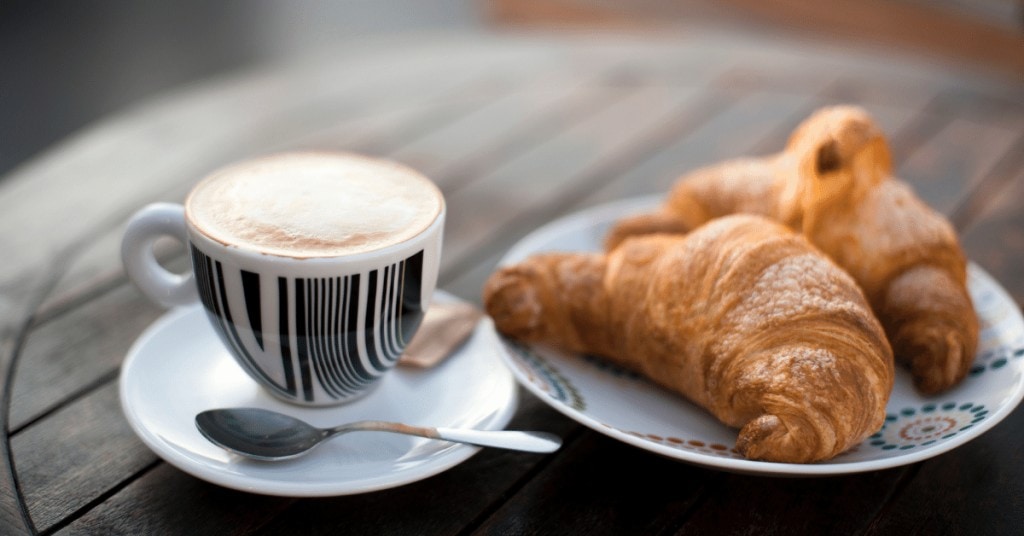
196;408;562;461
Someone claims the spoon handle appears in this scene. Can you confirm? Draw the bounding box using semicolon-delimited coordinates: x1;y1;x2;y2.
329;421;561;453
435;427;562;453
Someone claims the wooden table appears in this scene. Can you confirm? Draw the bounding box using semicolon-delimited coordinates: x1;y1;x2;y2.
1;32;1022;535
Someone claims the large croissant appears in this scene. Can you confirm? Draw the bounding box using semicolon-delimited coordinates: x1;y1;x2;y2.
606;106;977;394
485;215;894;463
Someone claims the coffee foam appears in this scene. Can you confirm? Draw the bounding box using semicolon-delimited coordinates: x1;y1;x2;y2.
186;153;443;258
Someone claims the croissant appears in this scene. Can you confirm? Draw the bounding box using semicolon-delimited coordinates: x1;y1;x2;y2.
485;215;894;463
606;106;977;394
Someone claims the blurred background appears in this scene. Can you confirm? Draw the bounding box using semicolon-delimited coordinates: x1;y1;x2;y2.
1;0;1021;179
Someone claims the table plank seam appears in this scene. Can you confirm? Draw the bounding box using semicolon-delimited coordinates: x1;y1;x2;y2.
437;69;847;289
647;82;999;533
0;337;37;536
654;481;719;536
740;78;851;156
933;85;1024;115
38;458;162;536
27;80;612;335
950;132;1024;231
861;463;924;535
8;75;654;531
6;43;1020;533
30;72;600;328
10;76;606;433
456;425;591;536
8;368;120;438
14;68;974;500
437;81;635;195
1;263;77;535
29;67;691;333
13;200;188;324
440;82;652;198
32;272;134;332
881;95;952;167
23;78;522;326
438;88;735;288
433;60;752;203
348;82;508;156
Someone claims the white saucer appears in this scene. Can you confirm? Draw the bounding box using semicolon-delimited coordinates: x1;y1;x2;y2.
490;196;1024;476
120;291;518;496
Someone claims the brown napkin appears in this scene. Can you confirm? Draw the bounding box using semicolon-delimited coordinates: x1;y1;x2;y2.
399;300;483;368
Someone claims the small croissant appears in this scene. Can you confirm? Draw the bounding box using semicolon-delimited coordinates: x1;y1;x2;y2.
606;106;977;394
485;215;894;463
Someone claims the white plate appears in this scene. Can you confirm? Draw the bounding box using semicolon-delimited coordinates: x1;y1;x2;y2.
120;291;518;496
490;196;1024;476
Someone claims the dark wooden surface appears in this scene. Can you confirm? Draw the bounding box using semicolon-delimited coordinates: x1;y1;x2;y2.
0;32;1022;535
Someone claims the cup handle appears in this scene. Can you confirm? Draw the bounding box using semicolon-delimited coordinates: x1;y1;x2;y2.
121;202;198;308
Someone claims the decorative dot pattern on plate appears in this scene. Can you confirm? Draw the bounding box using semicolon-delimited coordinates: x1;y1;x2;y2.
867;402;989;451
968;266;1024;379
501;338;586;411
967;344;1024;378
581;354;643;380
490;198;1024;475
599;423;744;459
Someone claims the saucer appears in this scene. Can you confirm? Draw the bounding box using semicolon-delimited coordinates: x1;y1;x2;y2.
120;291;518;496
490;196;1024;476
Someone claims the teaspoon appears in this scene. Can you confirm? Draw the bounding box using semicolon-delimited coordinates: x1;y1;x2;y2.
195;407;562;461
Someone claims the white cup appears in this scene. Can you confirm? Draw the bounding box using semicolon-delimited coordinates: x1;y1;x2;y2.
121;154;444;406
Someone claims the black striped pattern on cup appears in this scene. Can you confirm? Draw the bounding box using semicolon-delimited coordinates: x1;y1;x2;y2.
190;244;426;404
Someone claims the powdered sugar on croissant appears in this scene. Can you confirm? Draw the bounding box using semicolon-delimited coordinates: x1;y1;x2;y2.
606;105;977;394
485;215;894;463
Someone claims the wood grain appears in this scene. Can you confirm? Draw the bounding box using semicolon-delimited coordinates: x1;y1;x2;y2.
442;80;949;534
472;432;709;535
245;394;578;536
961;167;1024;306
441;87;816;299
862;173;1024;534
898;112;1024;216
674;468;912;535
0;339;34;535
438;84;705;274
0;265;70;535
57;464;295;536
0;37;571;286
443;63;1024;535
491;0;1024;75
390;74;620;185
10;282;168;431
14;80;614;436
11;382;157;533
0;33;1020;535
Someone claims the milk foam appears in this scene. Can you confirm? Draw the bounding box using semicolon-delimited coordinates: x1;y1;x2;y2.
186;153;443;258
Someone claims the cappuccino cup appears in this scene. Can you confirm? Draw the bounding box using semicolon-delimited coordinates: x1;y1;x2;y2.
122;152;445;406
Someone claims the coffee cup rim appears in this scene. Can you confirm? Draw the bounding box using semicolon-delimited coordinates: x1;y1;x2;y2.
183;151;445;263
185;203;445;266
